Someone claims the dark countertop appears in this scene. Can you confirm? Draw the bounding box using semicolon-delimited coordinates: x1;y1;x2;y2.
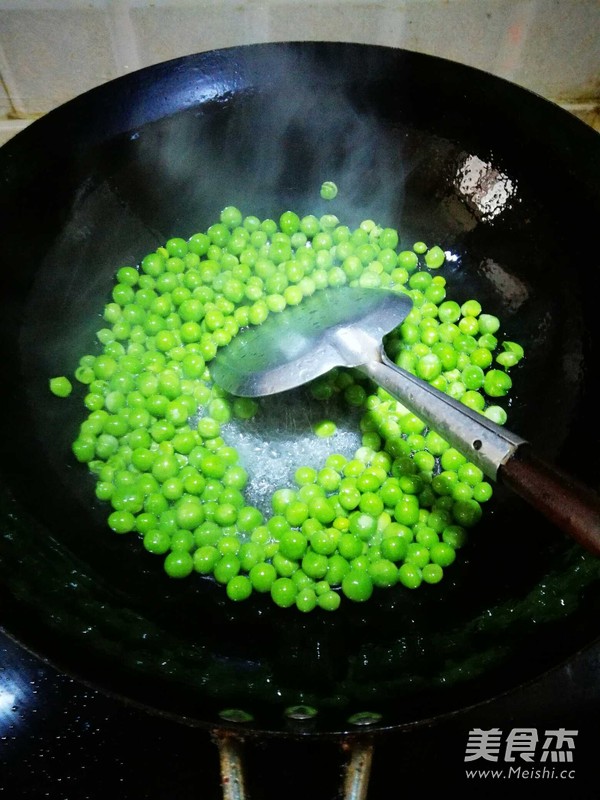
2;629;600;799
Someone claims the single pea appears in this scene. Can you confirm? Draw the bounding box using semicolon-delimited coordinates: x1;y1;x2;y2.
405;543;430;568
369;559;398;588
484;405;508;425
338;533;364;560
308;497;336;525
272;487;297;515
271;577;297;608
398;562;422;589
232;397;259;420
415;526;439;548
107;510;135;533
320;181;338;200
295;466;318;486
238;542;264;572
440;448;467;471
164;550;194;578
452;499;483;527
457;462;484;487
296;587;317;613
342;569;373;602
250;562;277;593
478;314;500;335
193;545;220;574
325;553;350;586
49;376;73;397
279;530;308;561
422;563;444;584
302;551;329;580
298;484;325;505
313;419;337;438
318;590;341;611
429;542;456;567
397;250;418;271
348;512;377;541
213;555;241;584
267;515;291;539
424;246;445;269
356;492;383;518
170;529;195;553
484;369;512;398
235;505;263;533
143;529;171;555
393;495;420;526
442;524;468;549
310;528;339;556
226;575;253;602
473;481;493;502
380;535;408;562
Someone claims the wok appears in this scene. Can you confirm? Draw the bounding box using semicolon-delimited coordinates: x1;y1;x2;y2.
1;42;600;739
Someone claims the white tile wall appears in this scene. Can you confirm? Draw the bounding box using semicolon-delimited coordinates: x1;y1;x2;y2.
0;0;598;145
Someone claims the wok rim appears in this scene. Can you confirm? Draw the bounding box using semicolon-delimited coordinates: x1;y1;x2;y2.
1;41;599;735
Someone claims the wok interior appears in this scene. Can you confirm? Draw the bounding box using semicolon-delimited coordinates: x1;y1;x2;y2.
1;43;599;734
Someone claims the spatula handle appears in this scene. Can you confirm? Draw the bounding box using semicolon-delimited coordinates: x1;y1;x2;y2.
360;352;600;555
499;447;600;555
361;352;526;479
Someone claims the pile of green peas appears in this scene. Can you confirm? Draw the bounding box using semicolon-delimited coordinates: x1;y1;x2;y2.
52;191;524;612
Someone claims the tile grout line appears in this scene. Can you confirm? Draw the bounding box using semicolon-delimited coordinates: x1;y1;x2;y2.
0;41;29;119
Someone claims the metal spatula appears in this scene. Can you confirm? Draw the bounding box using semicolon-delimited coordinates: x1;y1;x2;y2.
212;286;600;554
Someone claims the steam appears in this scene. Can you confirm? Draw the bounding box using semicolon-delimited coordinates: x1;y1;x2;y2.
131;45;407;232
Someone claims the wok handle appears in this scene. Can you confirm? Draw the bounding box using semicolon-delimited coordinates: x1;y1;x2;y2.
499;447;600;556
213;732;247;800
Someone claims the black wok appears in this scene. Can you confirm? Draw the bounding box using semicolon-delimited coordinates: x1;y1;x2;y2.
1;42;599;737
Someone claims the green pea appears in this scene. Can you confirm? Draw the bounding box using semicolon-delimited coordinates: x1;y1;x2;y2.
213;555;241;584
478;314;500;335
341;569;373;602
271;577;297;608
279;530;308;561
325;554;350;586
398;562;422;589
467;478;489;501
429;542;456;567
484;405;508;425
50;376;73;397
143;529;170;555
369;559;398;588
397;250;418;271
294;466;317;486
313;419;337;438
226;575;252;602
249;562;277;593
484;369;512;397
422;563;444;584
442;524;467;548
393;495;420;526
338;533;364;560
318;590;341;611
308;497;336;525
295;587;317;613
301;551;328;580
164;550;194;578
320;181;338;200
424;245;445;269
310;528;339;556
452;499;483;527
